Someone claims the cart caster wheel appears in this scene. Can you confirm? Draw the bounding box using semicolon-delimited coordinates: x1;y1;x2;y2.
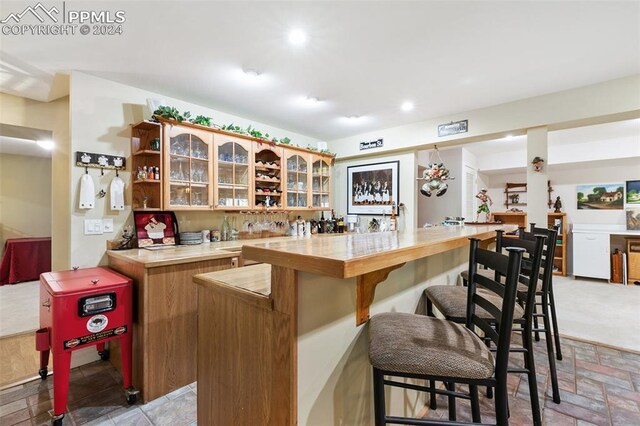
98;350;110;361
51;414;64;425
39;368;48;380
126;394;137;405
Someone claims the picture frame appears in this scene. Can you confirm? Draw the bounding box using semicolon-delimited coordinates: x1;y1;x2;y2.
576;183;624;210
626;180;640;204
133;211;180;247
626;208;640;231
347;160;399;215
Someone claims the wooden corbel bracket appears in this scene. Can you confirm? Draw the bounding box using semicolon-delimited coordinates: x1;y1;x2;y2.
356;263;405;326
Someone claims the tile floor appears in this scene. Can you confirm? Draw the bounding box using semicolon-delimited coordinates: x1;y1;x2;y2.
1;336;639;425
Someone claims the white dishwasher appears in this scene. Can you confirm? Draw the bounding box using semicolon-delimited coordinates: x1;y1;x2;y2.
572;224;611;280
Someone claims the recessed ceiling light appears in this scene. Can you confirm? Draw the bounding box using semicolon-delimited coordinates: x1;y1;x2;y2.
288;28;307;46
340;115;368;125
233;68;269;86
36;140;54;150
243;69;260;78
401;101;414;112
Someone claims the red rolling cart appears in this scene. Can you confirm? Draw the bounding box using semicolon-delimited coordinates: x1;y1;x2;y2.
37;267;138;425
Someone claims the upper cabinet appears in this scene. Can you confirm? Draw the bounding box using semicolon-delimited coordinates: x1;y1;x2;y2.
164;125;213;210
131;121;163;210
311;155;331;209
140;119;333;211
214;134;252;210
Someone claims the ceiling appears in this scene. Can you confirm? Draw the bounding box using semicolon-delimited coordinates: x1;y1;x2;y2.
1;1;639;140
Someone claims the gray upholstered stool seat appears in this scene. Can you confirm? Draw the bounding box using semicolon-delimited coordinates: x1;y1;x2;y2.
424;286;525;321
369;312;494;379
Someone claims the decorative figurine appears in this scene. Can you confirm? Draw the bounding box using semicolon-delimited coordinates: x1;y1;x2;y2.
475;188;493;222
531;156;545;172
418;162;455;197
554;196;562;213
417;145;455;197
509;193;520;204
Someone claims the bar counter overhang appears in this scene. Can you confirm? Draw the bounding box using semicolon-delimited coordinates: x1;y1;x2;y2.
194;224;514;425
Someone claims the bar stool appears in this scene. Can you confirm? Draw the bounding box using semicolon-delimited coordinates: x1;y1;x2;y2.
368;239;525;425
424;232;547;425
521;223;563;362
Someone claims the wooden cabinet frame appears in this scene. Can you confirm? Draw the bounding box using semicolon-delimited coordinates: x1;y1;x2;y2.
145;118;333;211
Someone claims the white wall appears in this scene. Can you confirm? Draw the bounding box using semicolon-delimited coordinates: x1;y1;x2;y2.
0;154;52;251
326;75;640;158
70;72;320;267
333;152;416;231
416;148;462;225
488;160;639;274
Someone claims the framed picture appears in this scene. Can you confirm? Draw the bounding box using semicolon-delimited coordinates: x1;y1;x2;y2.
627;208;640;231
347;160;399;215
626;180;640;204
576;183;624;210
133;211;180;247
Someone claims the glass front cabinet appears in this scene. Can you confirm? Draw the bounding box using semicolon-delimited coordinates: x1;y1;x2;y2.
214;135;252;210
311;155;331;209
163;125;213;210
284;150;310;209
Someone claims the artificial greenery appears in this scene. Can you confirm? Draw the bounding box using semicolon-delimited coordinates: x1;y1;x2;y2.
152;105;335;155
153;106;191;123
191;115;212;127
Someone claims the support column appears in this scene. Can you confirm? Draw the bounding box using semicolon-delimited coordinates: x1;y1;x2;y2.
526;126;548;227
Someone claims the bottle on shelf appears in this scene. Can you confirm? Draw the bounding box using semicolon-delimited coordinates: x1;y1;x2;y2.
221;215;231;241
337;215;345;234
389;202;397;231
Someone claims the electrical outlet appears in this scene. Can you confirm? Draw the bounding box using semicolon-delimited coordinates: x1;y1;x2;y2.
103;219;114;233
84;219;103;235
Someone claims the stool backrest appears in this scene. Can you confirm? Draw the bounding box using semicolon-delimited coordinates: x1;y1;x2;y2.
520;224;559;295
465;239;524;377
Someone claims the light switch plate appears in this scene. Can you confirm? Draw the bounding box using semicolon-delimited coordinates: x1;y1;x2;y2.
103;219;114;233
84;219;103;235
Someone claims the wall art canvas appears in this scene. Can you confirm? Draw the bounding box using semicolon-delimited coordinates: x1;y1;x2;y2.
576;183;624;210
627;209;640;231
626;180;640;204
347;161;399;215
133;211;179;247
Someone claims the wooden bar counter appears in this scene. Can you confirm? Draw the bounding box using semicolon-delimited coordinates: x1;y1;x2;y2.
193;224;513;425
106;237;300;402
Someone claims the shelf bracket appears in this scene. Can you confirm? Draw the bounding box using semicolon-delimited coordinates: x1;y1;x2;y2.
356;263;405;326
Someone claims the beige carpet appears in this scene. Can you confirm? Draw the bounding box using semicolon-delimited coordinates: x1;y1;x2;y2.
0;280;39;337
553;275;640;352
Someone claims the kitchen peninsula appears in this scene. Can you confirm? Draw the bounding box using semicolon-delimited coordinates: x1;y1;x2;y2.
107;236;305;402
194;224;514;425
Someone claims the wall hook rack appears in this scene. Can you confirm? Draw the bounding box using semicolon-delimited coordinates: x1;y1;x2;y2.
75;151;126;172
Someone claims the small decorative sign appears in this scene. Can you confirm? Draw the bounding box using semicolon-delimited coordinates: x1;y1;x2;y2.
75;151;126;170
438;120;468;137
359;138;384;151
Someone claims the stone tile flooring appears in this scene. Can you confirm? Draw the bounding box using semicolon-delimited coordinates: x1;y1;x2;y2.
0;336;639;425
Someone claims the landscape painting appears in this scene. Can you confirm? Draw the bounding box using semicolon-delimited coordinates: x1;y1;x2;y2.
626;180;640;204
576;183;624;210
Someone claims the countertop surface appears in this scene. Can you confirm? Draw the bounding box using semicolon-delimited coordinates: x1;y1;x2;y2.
107;235;308;268
243;224;515;279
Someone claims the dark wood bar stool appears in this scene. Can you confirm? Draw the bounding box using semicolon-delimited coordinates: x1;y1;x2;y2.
368;239;525;425
521;223;563;362
424;232;546;425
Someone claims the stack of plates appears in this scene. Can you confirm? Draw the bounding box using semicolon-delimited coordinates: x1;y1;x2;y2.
179;232;203;245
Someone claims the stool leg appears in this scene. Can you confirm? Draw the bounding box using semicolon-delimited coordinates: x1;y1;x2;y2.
548;285;563;361
426;298;434;317
52;350;72;418
523;325;542;426
542;294;561;404
532;298;541;342
429;380;437;409
446;382;456;421
470;385;481;423
373;368;386;426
